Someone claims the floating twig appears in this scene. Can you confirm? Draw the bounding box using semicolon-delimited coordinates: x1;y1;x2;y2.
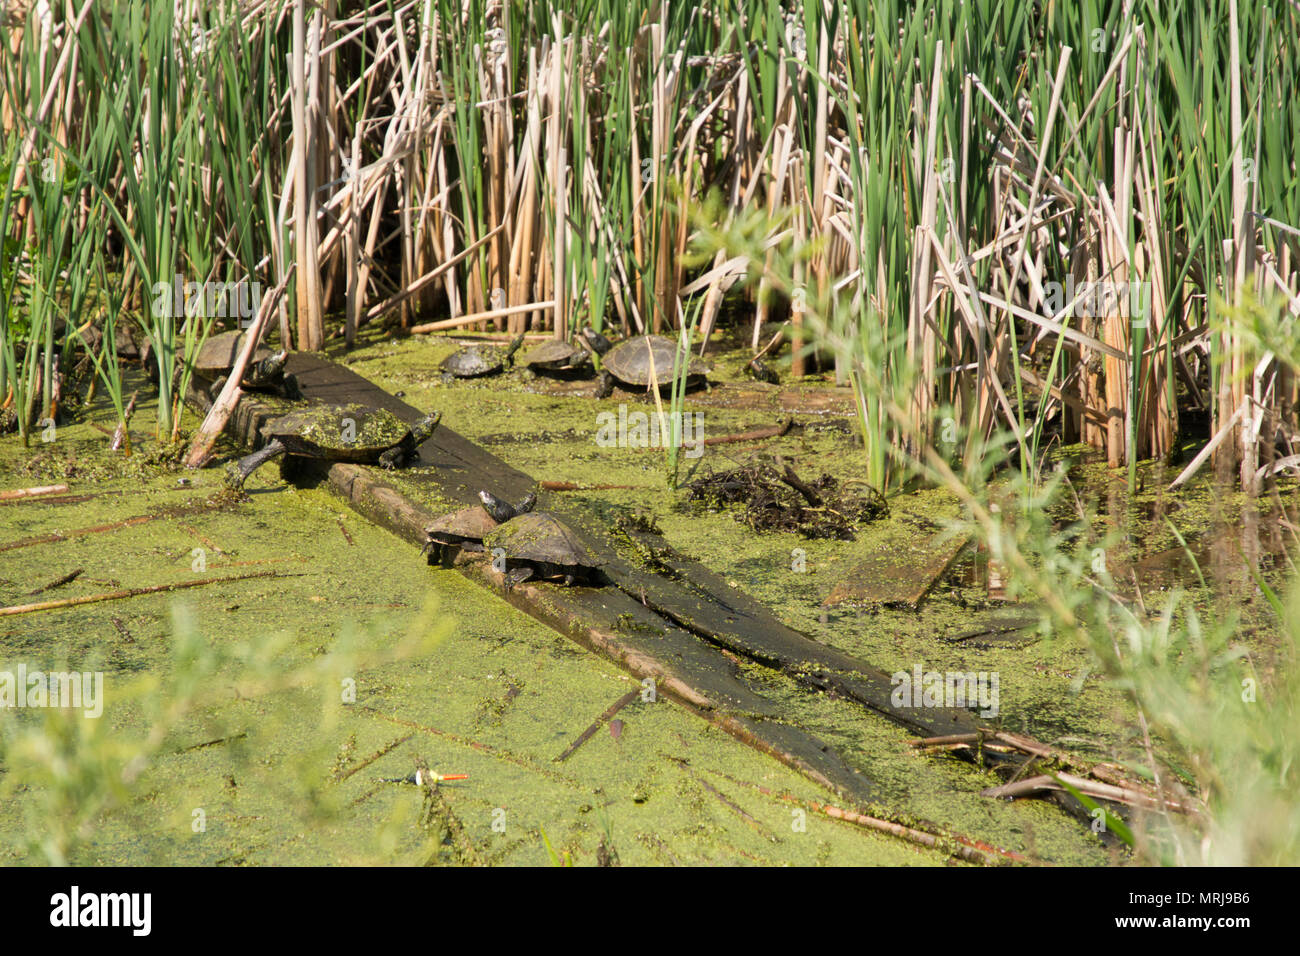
554;689;640;762
982;772;1197;815
174;732;249;754
0;483;70;501
337;518;354;546
702;418;793;447
110;617;134;642
0;493;96;507
0;570;294;617
27;568;84;596
0;500;216;552
332;732;414;782
701;766;1028;866
669;757;771;837
539;480;648;491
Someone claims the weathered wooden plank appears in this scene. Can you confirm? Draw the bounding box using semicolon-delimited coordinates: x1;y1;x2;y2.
822;530;971;609
211;356;1005;746
191;356;880;806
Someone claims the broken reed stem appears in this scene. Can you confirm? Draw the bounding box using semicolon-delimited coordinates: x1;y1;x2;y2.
0;483;70;500
0;501;218;552
407;300;554;334
703;767;1027;866
554;689;640;762
27;568;85;595
0;570;292;617
702;419;793;446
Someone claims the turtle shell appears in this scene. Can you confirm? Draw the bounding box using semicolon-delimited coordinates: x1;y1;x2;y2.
602;335;709;387
424;506;499;545
482;513;599;568
263;403;413;460
522;339;586;370
442;344;507;377
195;331;273;373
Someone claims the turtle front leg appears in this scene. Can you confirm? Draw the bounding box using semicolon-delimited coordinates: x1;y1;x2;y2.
208;375;229;400
502;566;534;590
595;371;614;400
378;445;413;470
227;438;288;490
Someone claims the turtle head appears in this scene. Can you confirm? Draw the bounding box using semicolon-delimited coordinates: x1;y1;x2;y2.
478;489;517;523
410;410;442;444
505;333;526;364
244;350;288;387
580;327;612;356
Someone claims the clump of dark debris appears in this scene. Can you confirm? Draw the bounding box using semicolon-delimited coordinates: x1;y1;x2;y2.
685;458;887;539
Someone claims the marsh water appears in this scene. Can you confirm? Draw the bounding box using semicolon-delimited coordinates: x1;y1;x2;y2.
0;326;1290;865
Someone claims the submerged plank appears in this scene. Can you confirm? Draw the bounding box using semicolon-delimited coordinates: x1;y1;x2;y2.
822;529;971;609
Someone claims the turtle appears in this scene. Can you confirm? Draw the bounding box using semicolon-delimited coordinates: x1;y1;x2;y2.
421;491;536;564
482;511;602;588
227;403;441;489
519;336;594;376
440;333;525;379
581;331;709;399
195;330;300;399
747;357;779;384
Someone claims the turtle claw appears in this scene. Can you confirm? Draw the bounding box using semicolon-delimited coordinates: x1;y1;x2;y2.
223;462;246;492
502;566;533;590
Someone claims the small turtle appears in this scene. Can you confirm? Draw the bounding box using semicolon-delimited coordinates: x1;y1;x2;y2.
520;336;593;376
482;512;601;588
195;330;300;399
581;331;709;399
747;357;779;384
441;333;525;379
422;491;536;564
227;403;441;489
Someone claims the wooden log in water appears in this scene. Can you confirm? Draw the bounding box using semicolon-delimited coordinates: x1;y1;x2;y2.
185;351;1019;809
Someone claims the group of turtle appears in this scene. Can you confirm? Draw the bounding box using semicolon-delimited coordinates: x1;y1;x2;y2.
440;328;709;399
424;490;600;589
200;325;622;590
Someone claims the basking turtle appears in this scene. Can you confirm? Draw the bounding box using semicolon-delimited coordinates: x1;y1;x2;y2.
227;403;441;489
195;330;300;399
581;331;709;399
422;491;536;563
520;337;593;376
747;357;779;384
482;512;601;588
441;333;525;379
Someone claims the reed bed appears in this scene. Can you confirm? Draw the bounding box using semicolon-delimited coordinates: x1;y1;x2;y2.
0;0;1296;495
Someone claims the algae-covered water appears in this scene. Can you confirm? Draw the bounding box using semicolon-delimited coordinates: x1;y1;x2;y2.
1;328;1290;866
